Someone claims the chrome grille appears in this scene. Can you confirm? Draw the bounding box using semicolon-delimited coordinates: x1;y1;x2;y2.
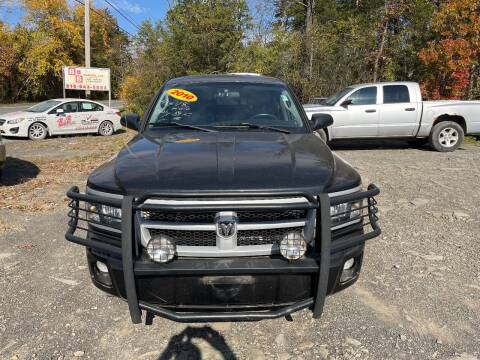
138;196;315;257
143;209;307;223
237;227;303;246
149;229;216;247
148;227;304;248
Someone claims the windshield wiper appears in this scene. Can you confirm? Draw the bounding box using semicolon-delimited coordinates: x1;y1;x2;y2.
151;122;216;132
214;123;290;134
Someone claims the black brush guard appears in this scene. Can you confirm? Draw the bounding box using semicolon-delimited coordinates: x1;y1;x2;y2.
66;185;380;323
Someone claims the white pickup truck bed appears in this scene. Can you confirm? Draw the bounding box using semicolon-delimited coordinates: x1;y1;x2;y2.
304;81;480;152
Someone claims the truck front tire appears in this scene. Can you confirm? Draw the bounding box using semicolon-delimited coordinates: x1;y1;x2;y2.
429;121;464;152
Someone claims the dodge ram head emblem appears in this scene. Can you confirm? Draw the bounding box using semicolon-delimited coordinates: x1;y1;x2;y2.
215;212;238;238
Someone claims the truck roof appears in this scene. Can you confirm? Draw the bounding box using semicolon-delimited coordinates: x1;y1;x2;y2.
165;74;285;86
350;81;419;88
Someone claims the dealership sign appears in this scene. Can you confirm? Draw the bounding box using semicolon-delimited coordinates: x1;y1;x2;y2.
63;66;110;91
62;66;111;106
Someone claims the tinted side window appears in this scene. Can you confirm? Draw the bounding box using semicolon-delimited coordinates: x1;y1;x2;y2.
80;102;103;111
346;87;377;105
58;102;78;113
383;85;410;103
48;102;76;114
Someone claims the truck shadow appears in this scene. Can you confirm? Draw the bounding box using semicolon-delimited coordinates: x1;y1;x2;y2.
329;139;432;151
157;326;237;360
0;157;40;186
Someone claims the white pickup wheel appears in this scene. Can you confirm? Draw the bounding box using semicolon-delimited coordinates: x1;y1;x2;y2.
98;121;114;136
429;121;464;152
28;122;48;140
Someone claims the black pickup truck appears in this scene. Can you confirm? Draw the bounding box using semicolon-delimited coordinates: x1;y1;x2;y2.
66;74;380;324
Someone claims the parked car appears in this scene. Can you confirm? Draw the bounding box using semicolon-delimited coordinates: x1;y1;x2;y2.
65;74;381;324
303;81;480;152
0;134;5;178
0;99;121;140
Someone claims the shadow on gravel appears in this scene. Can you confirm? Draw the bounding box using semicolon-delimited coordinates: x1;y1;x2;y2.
157;326;236;360
0;157;40;186
329;139;432;151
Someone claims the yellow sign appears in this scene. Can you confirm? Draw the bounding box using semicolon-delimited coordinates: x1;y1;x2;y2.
167;88;198;102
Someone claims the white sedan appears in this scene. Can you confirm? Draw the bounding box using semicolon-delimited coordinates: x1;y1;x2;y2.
0;99;122;140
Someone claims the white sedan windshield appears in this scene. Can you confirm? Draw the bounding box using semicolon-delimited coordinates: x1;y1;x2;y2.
27;100;62;113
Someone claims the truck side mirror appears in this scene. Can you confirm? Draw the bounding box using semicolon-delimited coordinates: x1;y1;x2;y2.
340;99;352;107
310;113;333;131
120;113;141;131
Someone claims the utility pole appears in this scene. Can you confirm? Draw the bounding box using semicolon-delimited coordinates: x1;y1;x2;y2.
85;0;91;98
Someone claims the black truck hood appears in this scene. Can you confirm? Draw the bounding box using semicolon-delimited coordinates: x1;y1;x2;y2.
88;132;360;196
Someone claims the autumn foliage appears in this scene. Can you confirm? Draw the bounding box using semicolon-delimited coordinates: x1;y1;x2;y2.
3;0;480;104
0;0;129;101
419;0;480;99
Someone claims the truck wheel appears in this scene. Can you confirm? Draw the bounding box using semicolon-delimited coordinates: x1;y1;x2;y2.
316;129;327;142
429;121;464;152
98;121;114;136
28;122;48;140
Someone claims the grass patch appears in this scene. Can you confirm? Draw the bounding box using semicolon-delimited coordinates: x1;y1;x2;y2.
465;136;480;145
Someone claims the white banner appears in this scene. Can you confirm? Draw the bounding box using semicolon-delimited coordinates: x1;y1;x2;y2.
63;66;111;91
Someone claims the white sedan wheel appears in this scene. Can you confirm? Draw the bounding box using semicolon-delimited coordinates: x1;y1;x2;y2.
98;121;114;136
28;122;48;140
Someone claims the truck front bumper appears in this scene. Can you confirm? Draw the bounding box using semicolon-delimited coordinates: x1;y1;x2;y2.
86;243;365;322
66;186;380;323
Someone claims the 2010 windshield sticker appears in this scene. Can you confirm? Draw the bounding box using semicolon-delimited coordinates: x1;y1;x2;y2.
167;88;198;102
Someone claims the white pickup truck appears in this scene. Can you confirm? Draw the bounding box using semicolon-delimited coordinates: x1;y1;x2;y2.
303;81;480;152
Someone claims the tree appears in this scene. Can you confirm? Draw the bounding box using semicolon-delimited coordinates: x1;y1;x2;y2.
162;0;250;76
120;20;168;114
73;6;131;96
419;0;480;99
0;0;130;102
16;0;82;99
120;0;250;112
0;22;19;100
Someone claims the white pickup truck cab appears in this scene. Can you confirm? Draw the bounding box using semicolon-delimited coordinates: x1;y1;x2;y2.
304;81;480;152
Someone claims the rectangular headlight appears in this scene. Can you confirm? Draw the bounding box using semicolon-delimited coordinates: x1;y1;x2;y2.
86;203;122;228
330;199;363;228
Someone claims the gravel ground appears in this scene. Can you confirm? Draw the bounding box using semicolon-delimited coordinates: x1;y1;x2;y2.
0;136;479;360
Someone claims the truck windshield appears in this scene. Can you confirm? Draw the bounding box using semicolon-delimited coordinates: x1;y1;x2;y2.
27;100;62;113
146;82;307;133
323;87;354;106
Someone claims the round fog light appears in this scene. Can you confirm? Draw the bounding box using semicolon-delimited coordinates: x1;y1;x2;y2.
96;261;108;273
340;257;358;283
279;231;307;261
147;235;176;263
343;258;355;270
